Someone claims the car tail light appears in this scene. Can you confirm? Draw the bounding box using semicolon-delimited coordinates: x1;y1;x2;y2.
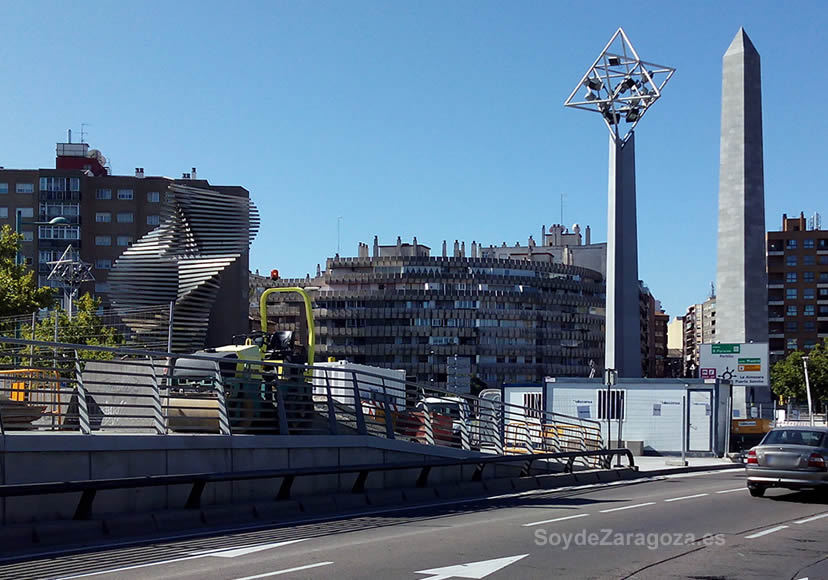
807;453;826;470
746;449;758;465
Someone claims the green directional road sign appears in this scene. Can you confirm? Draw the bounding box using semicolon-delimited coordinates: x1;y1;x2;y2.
711;344;741;354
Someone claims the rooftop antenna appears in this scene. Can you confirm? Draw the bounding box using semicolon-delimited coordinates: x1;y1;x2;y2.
80;122;89;144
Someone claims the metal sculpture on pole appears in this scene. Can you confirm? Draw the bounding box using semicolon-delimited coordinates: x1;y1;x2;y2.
565;28;674;377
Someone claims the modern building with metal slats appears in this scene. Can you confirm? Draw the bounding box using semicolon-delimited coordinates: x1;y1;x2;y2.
109;183;259;353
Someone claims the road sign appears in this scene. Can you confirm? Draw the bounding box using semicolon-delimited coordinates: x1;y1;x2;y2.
415;554;528;579
699;343;769;386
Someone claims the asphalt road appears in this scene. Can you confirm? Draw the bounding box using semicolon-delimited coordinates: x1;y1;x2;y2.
3;468;826;580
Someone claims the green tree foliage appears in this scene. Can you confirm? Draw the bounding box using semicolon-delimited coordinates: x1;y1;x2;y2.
33;293;123;362
771;342;828;404
0;225;55;318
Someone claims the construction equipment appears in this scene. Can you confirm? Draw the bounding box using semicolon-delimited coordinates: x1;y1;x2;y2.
166;287;316;434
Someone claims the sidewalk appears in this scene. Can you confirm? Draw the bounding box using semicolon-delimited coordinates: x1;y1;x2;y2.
632;455;742;473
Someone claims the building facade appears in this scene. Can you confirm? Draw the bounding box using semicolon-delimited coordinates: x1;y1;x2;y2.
681;296;717;376
767;212;828;362
0;140;255;349
254;238;606;392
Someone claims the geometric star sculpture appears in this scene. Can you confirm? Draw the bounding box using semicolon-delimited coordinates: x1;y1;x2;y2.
564;28;675;144
47;244;94;319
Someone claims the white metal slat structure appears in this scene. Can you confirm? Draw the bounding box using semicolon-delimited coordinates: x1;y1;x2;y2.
109;183;259;352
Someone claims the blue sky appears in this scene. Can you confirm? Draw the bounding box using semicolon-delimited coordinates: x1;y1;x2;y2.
1;1;826;318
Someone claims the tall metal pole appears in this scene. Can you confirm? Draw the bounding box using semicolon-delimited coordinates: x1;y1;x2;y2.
167;301;175;353
802;356;814;426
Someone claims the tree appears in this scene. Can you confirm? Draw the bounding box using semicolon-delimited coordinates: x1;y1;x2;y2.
771;342;828;408
33;293;123;362
0;225;56;318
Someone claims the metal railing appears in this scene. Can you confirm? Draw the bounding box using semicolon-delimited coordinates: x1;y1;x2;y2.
0;337;604;464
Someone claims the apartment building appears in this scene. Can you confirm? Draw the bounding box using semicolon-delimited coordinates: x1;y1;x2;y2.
767;212;828;362
0;140;255;348
253;237;606;392
681;296;716;376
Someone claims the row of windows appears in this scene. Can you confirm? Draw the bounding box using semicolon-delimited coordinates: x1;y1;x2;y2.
784;304;823;316
781;239;828;249
95;235;133;246
785;255;828;266
93;212;159;225
784;272;828;283
784;320;824;332
784;288;828;300
0;183;34;194
787;338;819;350
95;189;160;202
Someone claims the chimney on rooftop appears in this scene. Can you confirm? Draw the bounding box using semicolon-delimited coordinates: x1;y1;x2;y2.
135;167;145;179
191;167;197;180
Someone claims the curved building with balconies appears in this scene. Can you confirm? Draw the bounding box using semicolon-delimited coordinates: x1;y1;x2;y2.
254;238;605;392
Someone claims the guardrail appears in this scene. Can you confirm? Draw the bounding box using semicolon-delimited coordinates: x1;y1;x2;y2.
0;337;603;463
0;448;636;520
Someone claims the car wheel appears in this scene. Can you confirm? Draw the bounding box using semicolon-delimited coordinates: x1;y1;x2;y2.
748;484;766;497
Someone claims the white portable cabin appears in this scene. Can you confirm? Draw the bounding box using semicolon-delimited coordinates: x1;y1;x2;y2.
503;378;731;456
312;361;407;408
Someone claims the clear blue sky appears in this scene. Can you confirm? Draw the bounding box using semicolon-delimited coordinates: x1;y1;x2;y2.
1;1;826;318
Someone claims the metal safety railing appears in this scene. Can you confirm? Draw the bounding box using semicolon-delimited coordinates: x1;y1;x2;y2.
0;337;604;464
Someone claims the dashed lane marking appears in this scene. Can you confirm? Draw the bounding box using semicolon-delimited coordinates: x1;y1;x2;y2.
599;502;655;513
522;513;590;527
745;525;788;539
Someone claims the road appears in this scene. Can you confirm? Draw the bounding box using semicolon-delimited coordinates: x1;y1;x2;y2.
2;468;826;580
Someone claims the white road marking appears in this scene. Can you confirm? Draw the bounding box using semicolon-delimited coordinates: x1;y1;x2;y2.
599;502;655;513
55;539;308;579
794;513;828;524
233;561;334;580
415;554;528;579
664;493;708;502
715;488;745;494
522;513;590;527
189;539;306;558
745;525;788;539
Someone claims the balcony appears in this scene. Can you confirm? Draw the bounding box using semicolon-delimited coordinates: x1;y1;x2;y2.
768;300;784;306
767;284;783;290
768;317;784;323
768;333;784;339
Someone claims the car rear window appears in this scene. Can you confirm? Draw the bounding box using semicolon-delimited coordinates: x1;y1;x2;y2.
762;429;826;447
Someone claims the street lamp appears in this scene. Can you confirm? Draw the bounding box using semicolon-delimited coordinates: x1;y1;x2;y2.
802;355;814;426
15;213;70;266
564;29;674;378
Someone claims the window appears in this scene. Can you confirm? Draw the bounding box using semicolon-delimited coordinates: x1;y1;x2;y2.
804;238;815;249
804;288;815;300
0;207;6;219
116;212;134;223
96;189;112;200
38;225;79;240
803;321;816;332
820;305;828;316
117;189;134;200
116;235;133;246
786;305;797;316
804;304;815;316
16;183;34;194
94;283;110;293
820;272;828;282
786;255;797;266
69;177;80;192
598;389;625;420
95;259;112;270
805;340;817;350
786;272;797;283
0;183;7;194
786;338;798;350
17;207;33;219
147;191;160;203
95;235;112;246
804;255;816;265
785;321;798;332
147;215;160;225
786;239;798;249
804;271;815;283
40;202;79;219
820;256;828;265
786;288;797;300
523;393;542;419
22;231;33;242
95;212;111;223
820;288;828;298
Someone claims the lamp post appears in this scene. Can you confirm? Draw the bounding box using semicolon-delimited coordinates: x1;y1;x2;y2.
802;355;814;426
15;213;70;266
565;29;674;378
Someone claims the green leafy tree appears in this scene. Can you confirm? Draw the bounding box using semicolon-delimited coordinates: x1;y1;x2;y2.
771;341;828;406
33;293;123;362
0;225;55;318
